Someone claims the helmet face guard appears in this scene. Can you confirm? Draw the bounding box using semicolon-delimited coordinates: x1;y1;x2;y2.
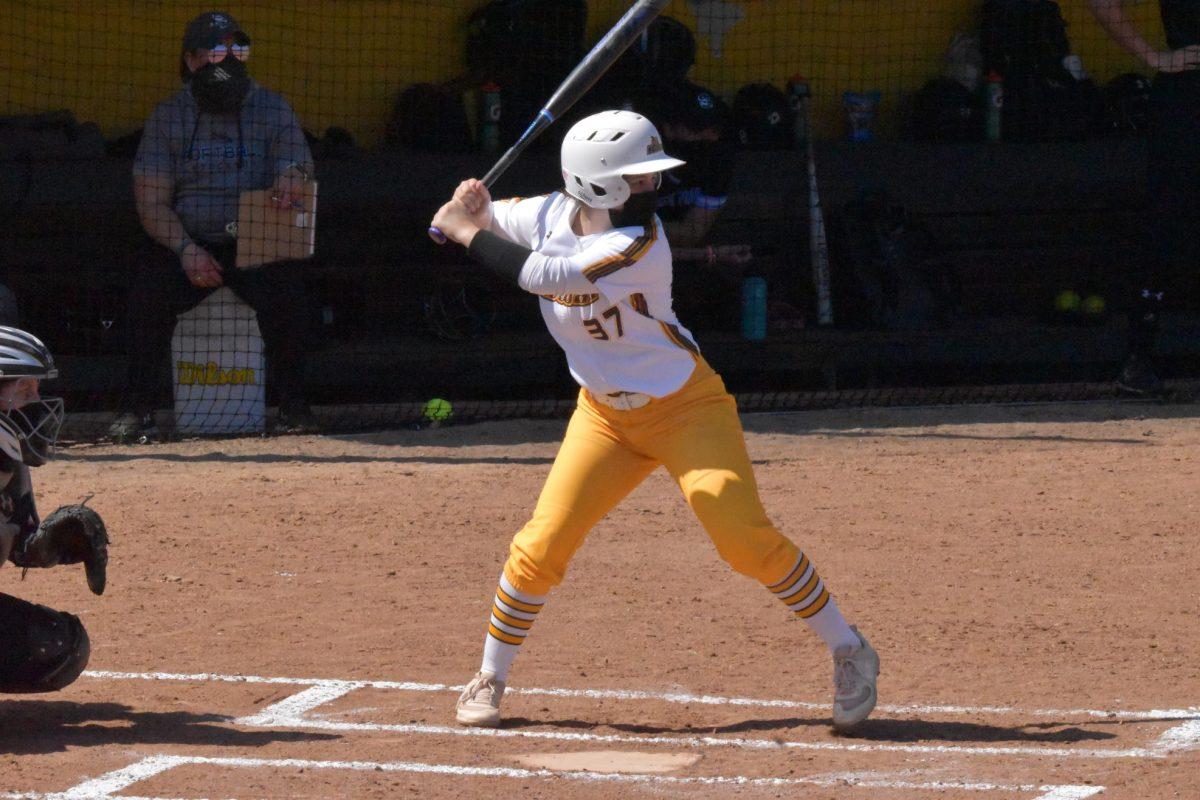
560;110;685;210
6;397;64;467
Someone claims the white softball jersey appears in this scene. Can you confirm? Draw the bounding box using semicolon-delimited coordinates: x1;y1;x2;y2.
491;192;700;398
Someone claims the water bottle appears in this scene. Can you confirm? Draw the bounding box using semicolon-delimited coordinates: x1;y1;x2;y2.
481;81;501;153
842;90;881;142
786;74;811;149
741;276;768;341
985;71;1003;142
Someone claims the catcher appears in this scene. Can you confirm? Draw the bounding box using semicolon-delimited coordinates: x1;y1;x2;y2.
0;326;108;693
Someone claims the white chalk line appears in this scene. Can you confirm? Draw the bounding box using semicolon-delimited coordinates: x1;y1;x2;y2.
232;678;1159;760
2;754;1107;800
83;669;1200;722
235;680;364;725
246;714;1165;760
81;668;1199;762
1155;718;1200;752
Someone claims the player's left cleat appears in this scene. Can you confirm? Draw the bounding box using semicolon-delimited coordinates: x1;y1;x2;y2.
832;625;879;732
455;671;505;727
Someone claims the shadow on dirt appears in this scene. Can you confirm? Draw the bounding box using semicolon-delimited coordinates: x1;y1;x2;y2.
503;714;1122;744
0;700;338;755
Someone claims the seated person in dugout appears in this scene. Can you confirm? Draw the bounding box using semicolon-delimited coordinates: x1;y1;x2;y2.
1;326;108;695
108;11;317;442
430;109;879;732
643;81;802;331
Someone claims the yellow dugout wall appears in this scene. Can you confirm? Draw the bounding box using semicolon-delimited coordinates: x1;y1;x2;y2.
1;0;1165;145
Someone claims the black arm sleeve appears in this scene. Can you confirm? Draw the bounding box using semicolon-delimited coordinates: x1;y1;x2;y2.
468;230;533;286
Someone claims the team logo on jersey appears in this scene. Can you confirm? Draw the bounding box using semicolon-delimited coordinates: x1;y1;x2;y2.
541;293;599;307
647;136;662;155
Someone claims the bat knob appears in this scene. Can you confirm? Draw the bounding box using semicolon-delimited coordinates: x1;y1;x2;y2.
428;226;448;245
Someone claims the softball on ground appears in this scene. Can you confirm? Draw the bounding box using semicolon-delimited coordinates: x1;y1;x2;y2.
423;397;453;422
1081;294;1105;315
1054;290;1081;313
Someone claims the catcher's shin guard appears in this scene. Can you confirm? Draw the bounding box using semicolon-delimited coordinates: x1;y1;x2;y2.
0;593;91;693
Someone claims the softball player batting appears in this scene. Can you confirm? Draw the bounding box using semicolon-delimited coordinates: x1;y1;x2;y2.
430;109;879;731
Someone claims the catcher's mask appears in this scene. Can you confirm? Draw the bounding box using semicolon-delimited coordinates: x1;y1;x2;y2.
6;397;64;467
423;277;497;340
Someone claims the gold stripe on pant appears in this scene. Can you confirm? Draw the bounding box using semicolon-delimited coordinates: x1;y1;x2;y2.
502;359;801;596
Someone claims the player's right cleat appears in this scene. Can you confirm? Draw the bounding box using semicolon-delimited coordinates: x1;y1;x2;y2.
455;671;505;728
106;412;157;444
832;625;879;732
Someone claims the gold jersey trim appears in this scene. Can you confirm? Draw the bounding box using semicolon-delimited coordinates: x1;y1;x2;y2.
541;292;600;307
582;225;657;282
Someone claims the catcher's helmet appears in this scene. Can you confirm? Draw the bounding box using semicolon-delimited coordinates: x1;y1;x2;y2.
560;110;685;209
0;327;62;466
0;326;57;380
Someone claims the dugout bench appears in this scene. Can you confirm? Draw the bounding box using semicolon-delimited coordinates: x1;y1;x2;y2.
8;138;1199;412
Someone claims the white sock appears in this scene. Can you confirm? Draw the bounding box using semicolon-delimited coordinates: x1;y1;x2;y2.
766;552;860;653
479;573;546;682
481;634;521;681
804;594;860;654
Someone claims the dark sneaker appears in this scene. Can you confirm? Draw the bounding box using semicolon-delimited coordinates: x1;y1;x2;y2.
107;412;158;444
273;405;321;435
1116;355;1163;395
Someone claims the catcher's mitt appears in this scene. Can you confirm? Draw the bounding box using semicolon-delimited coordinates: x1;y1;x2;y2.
9;503;109;595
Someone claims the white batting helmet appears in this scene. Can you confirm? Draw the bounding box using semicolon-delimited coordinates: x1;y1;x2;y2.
560;110;685;210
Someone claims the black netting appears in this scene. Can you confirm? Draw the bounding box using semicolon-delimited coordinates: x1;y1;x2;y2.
2;2;1195;442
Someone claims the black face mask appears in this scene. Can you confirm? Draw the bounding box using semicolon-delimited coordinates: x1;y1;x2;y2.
189;54;250;114
610;188;659;229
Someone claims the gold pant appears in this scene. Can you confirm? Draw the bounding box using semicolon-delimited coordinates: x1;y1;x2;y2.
503;360;801;596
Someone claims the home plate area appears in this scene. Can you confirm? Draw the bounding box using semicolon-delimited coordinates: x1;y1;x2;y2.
5;669;1198;799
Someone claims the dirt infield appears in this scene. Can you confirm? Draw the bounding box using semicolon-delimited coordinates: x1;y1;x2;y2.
4;401;1199;798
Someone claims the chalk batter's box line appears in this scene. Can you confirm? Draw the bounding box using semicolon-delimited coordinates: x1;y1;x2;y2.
83;670;1200;722
80;670;1200;762
1;754;1107;800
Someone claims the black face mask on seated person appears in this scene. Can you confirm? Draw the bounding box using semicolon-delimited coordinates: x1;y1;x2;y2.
609;188;660;229
189;54;251;114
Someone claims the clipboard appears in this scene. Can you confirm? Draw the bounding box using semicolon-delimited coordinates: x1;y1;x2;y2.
235;180;317;268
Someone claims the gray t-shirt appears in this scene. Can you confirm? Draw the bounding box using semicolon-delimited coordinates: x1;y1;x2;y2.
133;80;314;241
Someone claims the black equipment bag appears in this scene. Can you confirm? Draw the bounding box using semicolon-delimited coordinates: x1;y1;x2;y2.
384;83;473;152
979;0;1103;140
466;0;587;150
732;83;792;150
836;187;960;330
980;0;1069;78
911;78;983;141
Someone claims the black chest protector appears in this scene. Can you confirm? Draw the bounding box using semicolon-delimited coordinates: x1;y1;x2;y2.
1;463;38;537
